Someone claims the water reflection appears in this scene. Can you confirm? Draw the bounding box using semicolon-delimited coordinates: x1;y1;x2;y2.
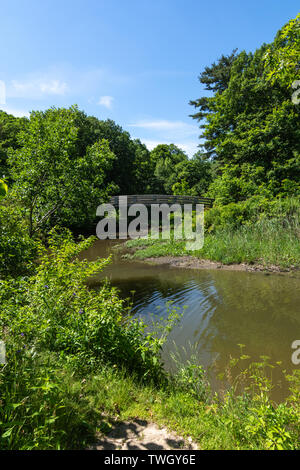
83;240;300;400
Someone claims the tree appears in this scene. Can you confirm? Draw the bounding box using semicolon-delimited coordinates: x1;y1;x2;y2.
8;106;116;235
131;138;153;193
150;144;188;193
73;113;139;195
189;15;300;202
172;152;213;196
0;178;7;200
0;110;28;179
264;14;300;88
189;49;238;158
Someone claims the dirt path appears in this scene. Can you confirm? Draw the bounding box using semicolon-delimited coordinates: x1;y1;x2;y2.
89;419;198;451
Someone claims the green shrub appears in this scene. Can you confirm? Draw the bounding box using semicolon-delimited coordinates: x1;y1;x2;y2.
0;203;38;277
205;196;300;232
217;354;300;450
0;230;180;448
0;230;168;379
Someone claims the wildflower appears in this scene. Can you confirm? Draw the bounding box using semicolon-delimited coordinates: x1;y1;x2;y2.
44;285;49;289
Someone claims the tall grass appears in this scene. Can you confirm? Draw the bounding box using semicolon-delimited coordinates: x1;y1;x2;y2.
124;206;300;268
196;218;300;267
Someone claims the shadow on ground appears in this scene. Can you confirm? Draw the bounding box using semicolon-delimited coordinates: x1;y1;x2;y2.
88;418;197;450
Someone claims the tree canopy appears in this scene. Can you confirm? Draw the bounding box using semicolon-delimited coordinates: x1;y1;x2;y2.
190;14;300;202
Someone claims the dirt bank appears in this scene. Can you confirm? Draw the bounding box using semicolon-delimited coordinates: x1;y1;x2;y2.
138;255;299;275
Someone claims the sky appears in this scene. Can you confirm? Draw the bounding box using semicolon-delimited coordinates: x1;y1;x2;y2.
0;1;299;156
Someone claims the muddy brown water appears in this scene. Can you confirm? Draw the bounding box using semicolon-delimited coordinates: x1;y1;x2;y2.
82;239;300;402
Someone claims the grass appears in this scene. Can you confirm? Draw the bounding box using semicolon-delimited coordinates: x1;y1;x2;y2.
123;218;300;269
2;350;299;450
82;353;300;450
1;229;299;450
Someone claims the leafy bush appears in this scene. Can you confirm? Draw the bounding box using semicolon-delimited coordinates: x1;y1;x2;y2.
207;159;300;208
0;229;167;378
205;196;300;232
217;353;300;450
0;202;38;277
0;179;7;199
0;230;178;448
207;164;267;205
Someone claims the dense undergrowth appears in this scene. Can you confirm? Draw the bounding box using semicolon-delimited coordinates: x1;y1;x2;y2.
0;231;299;450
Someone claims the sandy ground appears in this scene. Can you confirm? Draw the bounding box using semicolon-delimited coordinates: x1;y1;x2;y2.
88;419;198;451
137;255;298;274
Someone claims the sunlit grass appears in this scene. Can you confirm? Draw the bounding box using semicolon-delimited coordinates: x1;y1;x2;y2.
124;218;300;268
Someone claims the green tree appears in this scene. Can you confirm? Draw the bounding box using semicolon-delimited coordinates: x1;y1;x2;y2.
131;138;154;193
8;106;116;235
264;14;300;88
190;15;300;202
0;110;28;179
172;152;213;196
189;49;238;159
73;113;140;195
0;178;7;199
150;144;188;193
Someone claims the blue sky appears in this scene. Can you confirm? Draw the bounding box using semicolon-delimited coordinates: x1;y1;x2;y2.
0;1;299;156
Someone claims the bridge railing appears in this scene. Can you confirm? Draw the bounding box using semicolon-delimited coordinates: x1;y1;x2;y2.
108;194;214;208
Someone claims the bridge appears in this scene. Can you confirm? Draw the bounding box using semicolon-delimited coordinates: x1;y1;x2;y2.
109;194;214;209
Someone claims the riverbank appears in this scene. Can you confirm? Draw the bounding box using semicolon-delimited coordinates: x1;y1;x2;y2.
1;233;299;450
125;253;300;274
119;217;300;274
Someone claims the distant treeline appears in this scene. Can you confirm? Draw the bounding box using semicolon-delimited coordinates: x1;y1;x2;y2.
0;14;299;274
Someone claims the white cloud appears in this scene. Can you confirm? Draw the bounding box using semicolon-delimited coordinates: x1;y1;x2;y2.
129;119;198;137
0;106;30;118
39;80;68;95
8;78;68;99
98;95;114;109
129;119;200;157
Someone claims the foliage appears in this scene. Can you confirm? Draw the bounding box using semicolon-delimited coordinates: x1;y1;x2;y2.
172;152;213;196
190;15;300;204
150;144;188;193
217;351;300;450
189;49;239;159
0;202;38;277
8;106;117;235
264;14;300;88
0;179;7;200
0;230;183;448
0;110;28;179
204;196;300;232
73;112;153;195
0;230;169;378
